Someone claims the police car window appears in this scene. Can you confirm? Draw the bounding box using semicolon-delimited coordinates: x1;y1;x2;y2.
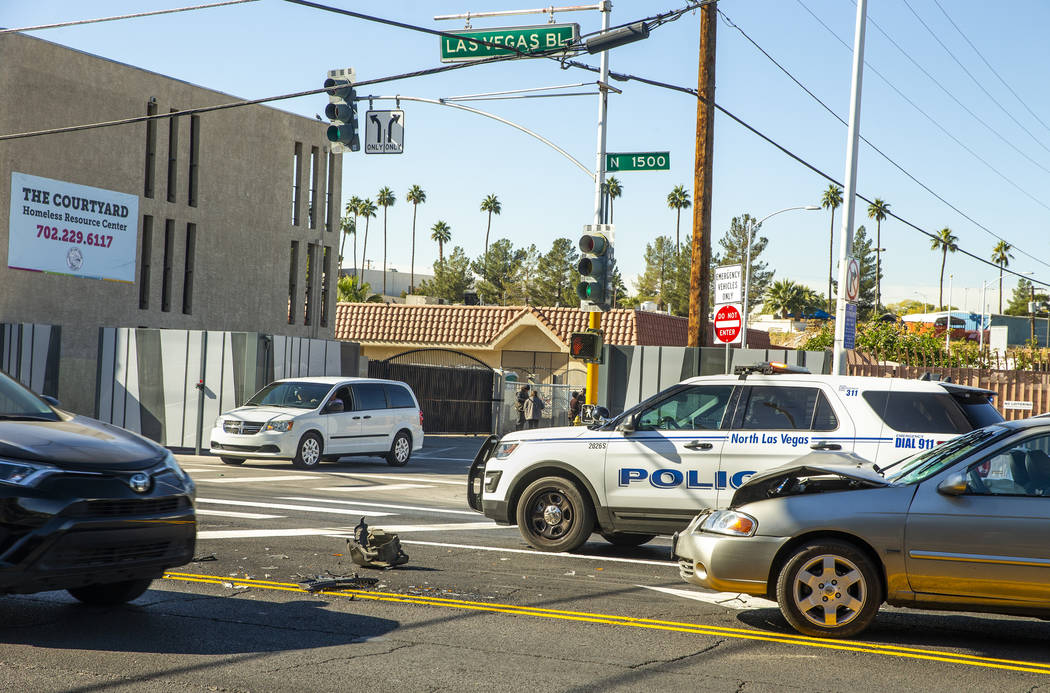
966;434;1050;497
862;391;972;434
812;391;839;431
738;386;824;431
635;385;734;431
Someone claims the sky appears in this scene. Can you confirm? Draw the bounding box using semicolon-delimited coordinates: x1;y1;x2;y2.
5;0;1050;312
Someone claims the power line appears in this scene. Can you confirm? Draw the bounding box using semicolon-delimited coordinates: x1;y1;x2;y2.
720;8;1050;274
0;0;259;35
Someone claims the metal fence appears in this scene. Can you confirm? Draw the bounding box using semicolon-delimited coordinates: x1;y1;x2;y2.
495;381;578;437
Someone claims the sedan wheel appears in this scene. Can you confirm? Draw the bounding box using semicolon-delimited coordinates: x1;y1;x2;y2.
516;476;594;552
776;540;881;638
294;433;323;469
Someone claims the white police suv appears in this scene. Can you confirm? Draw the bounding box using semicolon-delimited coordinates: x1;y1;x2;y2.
467;363;1002;552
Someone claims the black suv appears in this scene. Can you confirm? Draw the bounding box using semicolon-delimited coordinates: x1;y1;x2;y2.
0;370;196;604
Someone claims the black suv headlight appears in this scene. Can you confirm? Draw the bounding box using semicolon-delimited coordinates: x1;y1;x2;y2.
0;458;60;487
152;450;195;498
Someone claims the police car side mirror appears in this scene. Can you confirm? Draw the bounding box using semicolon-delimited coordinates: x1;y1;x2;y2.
616;414;636;434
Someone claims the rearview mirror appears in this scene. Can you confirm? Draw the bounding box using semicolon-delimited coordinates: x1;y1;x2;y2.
937;472;968;496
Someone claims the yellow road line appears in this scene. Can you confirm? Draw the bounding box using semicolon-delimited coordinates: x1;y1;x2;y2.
162;571;1050;675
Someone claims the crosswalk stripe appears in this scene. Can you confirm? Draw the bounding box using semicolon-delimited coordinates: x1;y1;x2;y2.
197;522;510;540
196;509;285;519
283;496;478;516
197;475;319;483
326;472;465;486
195;498;395;517
321;483;431;492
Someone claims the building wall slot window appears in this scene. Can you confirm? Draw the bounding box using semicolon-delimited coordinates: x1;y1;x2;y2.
326;152;336;233
309;147;319;229
144;101;157;198
182;223;196;314
161;219;175;312
166;109;179;203
188;115;200;207
139;215;153;309
287;241;299;324
304;242;316;326
292;143;303;226
320;245;331;327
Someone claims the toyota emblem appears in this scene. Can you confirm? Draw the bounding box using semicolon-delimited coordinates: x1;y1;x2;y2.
129;473;151;493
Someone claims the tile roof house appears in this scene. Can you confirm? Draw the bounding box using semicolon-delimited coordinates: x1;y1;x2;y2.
334;303;770;385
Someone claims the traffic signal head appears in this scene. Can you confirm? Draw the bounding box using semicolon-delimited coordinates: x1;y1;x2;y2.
324;76;359;152
569;331;603;362
577;232;612;310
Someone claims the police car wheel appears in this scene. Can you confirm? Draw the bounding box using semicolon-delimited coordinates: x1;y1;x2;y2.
516;476;594;552
599;531;656;547
776;540;882;638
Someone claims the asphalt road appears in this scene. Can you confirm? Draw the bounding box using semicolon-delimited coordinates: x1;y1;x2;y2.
3;435;1050;692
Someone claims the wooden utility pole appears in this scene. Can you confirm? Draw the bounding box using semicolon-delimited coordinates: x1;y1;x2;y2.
688;1;717;347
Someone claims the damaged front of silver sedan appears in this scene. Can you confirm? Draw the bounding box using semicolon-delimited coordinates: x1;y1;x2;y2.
672;422;1050;638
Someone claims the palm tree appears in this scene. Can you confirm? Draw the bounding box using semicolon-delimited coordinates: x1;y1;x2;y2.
430;220;451;262
376;187;396;295
343;196;363;274
606;176;623;223
480;194;501;256
357;198;377;283
821;184;843;311
866;198;890;311
931;227;958;309
405;185;426;293
764;279;803;319
339;205;355;274
666;185;692;251
991;240;1014;313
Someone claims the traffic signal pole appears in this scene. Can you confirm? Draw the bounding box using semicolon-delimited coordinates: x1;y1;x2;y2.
586;0;611;407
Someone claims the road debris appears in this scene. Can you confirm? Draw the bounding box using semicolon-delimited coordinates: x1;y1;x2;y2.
346;517;409;569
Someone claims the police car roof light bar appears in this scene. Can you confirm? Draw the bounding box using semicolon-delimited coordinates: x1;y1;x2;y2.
733;362;811;379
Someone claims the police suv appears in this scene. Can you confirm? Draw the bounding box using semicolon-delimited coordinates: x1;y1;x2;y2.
467;363;1002;552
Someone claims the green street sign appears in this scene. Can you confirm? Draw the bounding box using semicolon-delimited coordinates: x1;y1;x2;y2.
606;152;670;172
440;23;579;63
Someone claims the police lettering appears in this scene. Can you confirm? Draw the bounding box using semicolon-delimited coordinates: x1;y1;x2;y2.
618;468;754;490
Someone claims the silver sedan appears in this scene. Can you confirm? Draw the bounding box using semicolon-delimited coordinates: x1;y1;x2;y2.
673;417;1050;638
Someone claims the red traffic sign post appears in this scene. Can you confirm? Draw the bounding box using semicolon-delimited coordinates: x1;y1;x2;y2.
714;304;743;344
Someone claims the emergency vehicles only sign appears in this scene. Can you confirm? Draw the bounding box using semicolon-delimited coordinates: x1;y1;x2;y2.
714;264;742;304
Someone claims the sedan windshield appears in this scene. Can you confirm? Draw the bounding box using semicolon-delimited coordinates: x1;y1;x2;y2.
886;426;1008;485
0;371;59;421
245;382;333;410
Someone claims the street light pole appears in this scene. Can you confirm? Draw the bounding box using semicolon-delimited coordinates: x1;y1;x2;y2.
741;205;820;348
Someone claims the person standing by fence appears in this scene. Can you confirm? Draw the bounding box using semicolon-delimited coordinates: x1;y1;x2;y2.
515;384;530;430
568;391;581;425
524;389;545;429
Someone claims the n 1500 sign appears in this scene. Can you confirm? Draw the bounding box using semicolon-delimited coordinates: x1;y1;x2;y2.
606;152;670;172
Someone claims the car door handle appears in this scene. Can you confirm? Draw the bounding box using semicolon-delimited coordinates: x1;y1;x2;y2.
810;441;842;451
684;440;714;451
352;416;361;420
362;415;372;419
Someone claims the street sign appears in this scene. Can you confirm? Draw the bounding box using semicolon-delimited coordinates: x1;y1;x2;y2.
439;23;579;62
606;152;670;172
843;302;857;349
1004;400;1034;411
844;255;860;302
714;304;743;344
714;264;742;304
364;110;404;154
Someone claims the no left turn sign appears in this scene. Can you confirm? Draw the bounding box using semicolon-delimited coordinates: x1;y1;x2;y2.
714;304;743;344
845;256;860;302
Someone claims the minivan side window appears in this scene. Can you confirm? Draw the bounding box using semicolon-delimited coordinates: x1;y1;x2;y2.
385;384;415;408
862;391;972;434
350;383;387;410
736;386;838;431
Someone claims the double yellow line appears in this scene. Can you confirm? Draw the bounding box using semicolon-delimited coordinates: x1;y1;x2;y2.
164;571;1050;675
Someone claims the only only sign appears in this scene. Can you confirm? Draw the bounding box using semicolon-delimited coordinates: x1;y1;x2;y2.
714;304;743;344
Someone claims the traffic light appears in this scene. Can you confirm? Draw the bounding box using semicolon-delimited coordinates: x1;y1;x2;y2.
569;330;603;363
576;227;613;311
324;69;359;153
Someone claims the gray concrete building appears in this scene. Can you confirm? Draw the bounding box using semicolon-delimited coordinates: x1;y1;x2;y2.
0;33;341;414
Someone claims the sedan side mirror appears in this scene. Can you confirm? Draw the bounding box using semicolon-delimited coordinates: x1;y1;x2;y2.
41;395;60;408
937;471;968;496
325;398;345;414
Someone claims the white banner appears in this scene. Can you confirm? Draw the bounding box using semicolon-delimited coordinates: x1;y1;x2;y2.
9;172;139;282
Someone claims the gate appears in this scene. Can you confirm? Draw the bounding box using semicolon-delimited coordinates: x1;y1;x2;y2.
369;349;497;434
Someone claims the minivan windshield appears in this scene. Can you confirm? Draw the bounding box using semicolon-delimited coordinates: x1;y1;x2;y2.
886;426;1008;485
0;371;59;421
245;381;333;410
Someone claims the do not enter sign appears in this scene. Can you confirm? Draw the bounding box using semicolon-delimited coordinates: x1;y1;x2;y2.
714;304;743;344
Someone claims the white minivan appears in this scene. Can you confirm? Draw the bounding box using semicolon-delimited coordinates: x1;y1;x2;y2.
210;377;424;468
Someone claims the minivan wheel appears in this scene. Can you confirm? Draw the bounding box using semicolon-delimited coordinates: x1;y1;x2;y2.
220;456;245;466
294;432;324;468
68;578;152;605
516;476;594;552
599;531;656;547
776;540;881;638
386;431;412;467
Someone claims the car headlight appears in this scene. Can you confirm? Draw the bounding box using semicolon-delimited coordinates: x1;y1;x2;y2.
0;458;58;487
494;442;519;459
154;450;195;498
264;419;294;432
699;509;758;537
214;416;224;429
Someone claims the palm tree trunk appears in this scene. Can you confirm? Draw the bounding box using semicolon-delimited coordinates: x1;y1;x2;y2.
675;208;681;252
361;218;369;284
827;210;836;311
439;240;444;262
410;204;417;293
352;214;358;280
382;208;388;296
485;211;492;256
338;231;347;272
939;249;947;309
